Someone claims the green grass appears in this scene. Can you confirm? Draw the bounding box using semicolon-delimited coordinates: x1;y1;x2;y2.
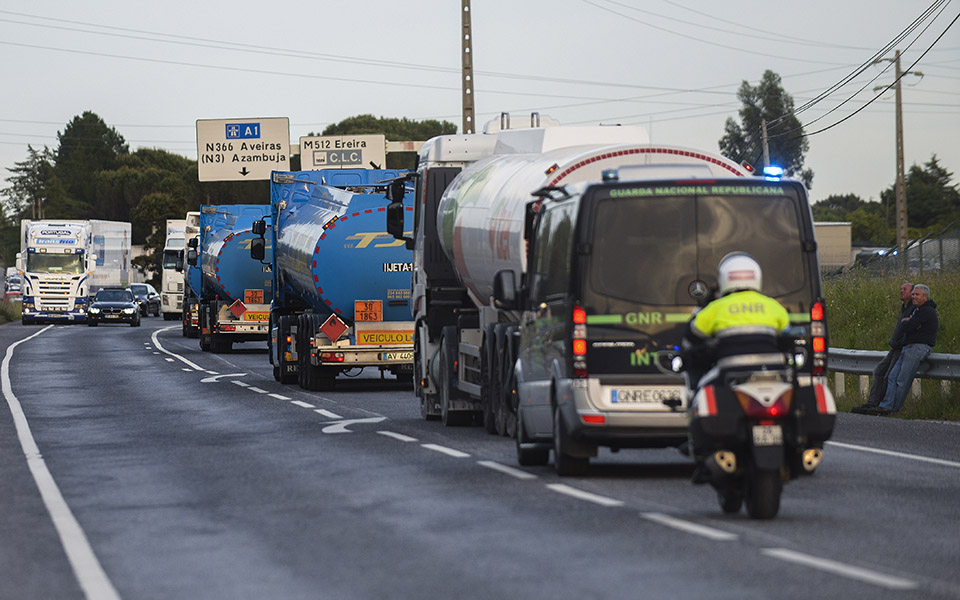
0;300;21;324
824;271;960;420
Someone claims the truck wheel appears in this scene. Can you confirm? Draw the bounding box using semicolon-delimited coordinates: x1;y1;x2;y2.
481;325;498;434
210;338;231;353
416;325;440;421
553;407;589;476
516;405;549;466
440;327;471;427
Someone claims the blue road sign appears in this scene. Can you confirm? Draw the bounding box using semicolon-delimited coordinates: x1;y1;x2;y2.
225;122;261;140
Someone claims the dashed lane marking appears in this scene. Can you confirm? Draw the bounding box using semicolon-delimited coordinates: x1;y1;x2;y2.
315;408;342;419
421;444;471;458
762;548;918;590
248;387;268;394
165;358;174;362
232;381;250;387
641;512;738;541
546;483;624;507
269;393;290;400
291;400;315;408
477;460;537;480
377;430;418;442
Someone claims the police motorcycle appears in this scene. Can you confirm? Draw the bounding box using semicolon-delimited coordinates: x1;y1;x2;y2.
659;257;836;519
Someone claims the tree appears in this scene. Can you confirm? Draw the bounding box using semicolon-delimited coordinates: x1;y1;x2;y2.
811;194;866;222
719;70;813;188
879;155;960;233
320;114;458;169
53;111;128;217
2;145;57;219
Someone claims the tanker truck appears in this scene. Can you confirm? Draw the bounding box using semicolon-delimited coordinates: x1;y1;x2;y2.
160;218;186;320
249;168;415;391
18;219;131;324
186;205;272;353
387;127;834;475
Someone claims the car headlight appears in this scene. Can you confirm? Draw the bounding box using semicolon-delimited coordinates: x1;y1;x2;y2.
89;307;101;314
123;307;137;314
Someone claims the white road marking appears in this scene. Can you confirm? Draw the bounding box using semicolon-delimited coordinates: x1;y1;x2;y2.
546;484;624;507
477;460;537;480
164;358;174;362
269;393;290;400
206;370;218;375
3;326;122;600
826;440;960;469
320;417;387;434
232;380;250;387
314;408;342;419
422;443;471;458
291;400;315;408
181;368;192;372
377;430;418;442
152;352;160;355
247;387;268;394
201;373;246;383
762;548;918;590
641;512;738;541
151;326;204;371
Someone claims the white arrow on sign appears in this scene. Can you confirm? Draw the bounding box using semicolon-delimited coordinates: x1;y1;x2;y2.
321;417;387;434
201;373;247;383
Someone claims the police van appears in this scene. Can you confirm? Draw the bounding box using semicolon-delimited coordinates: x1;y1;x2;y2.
496;170;832;475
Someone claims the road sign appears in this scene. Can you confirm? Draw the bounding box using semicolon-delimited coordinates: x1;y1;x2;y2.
196;117;290;181
299;134;386;170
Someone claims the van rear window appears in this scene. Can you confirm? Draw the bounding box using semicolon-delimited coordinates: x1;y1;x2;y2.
588;193;806;306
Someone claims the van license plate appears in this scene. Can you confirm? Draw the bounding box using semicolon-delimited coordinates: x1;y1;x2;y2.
610;387;683;404
752;425;783;446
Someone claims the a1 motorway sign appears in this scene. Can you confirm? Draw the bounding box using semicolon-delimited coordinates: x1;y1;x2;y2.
299;134;386;170
196;117;290;181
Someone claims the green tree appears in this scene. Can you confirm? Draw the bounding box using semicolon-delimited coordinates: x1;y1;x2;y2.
52;111;128;216
719;70;813;188
320;114;458;169
811;193;867;222
879;155;960;233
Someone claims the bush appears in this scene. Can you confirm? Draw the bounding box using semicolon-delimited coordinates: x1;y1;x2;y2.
0;299;22;324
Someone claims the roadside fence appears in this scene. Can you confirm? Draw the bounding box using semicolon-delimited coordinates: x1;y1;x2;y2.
828;347;960;398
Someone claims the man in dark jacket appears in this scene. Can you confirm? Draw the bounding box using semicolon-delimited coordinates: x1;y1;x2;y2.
870;284;938;415
852;282;914;414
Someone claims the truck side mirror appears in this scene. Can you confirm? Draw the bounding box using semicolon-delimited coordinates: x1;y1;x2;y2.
493;270;518;309
250;237;265;261
252;219;266;236
187;248;198;266
188;238;198;250
386;179;406;202
386;200;411;246
175;250;184;272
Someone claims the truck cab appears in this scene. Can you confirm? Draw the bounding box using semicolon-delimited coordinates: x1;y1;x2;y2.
501;173;830;474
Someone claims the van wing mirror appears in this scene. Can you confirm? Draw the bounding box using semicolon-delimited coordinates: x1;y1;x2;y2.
252;219;266;236
493;270;518;309
250;237;265;261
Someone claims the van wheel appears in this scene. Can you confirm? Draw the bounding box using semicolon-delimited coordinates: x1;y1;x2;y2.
553;408;588;476
516;405;549;466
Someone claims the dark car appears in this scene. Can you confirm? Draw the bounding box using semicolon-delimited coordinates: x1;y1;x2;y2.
88;288;141;327
128;283;161;316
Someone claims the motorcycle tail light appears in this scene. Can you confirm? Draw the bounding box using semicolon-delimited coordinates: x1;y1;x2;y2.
696;385;718;417
736;388;793;419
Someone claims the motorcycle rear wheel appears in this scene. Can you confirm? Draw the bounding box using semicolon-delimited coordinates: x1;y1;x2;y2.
745;468;782;519
716;486;743;514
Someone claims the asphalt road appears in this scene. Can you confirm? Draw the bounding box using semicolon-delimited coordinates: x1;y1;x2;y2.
1;319;959;599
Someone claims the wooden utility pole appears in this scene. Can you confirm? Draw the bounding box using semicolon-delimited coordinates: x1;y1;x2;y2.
893;50;908;253
461;0;475;134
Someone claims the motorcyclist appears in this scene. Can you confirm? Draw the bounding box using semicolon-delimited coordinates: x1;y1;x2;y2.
681;252;790;481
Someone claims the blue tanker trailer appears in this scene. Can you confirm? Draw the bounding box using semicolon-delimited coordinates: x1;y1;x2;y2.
250;168;414;391
187;204;273;353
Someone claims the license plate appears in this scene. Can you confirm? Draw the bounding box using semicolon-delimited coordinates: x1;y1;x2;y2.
752;425;783;446
105;314;119;319
610;387;683;404
382;351;413;361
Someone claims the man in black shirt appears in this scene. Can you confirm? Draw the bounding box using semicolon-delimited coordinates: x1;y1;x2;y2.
852;282;914;414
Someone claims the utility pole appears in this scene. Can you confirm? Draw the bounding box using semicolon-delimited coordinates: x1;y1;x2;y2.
761;119;770;168
875;50;922;253
461;0;475;134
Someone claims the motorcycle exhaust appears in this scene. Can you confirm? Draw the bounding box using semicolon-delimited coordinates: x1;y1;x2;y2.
801;448;823;472
707;451;737;475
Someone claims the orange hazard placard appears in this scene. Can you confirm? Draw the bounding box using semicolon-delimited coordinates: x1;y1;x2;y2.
355;300;382;322
245;289;264;304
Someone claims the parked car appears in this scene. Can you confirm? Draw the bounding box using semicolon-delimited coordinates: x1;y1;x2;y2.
3;284;21;303
88;288;141;327
128;283;161;317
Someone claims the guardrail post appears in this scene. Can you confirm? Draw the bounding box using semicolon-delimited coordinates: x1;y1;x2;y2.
834;372;845;396
912;379;921;399
943;380;951;394
859;375;870;397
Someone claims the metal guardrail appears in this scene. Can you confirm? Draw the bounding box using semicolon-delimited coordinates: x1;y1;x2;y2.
828;348;960;380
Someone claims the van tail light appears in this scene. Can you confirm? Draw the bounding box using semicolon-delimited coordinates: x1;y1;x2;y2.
572;304;587;378
810;300;827;375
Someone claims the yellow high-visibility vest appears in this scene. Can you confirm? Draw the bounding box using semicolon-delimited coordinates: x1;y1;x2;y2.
691;290;789;338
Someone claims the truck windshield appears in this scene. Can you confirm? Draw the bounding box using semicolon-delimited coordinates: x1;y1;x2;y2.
162;249;180;269
586;190;806;306
25;252;84;275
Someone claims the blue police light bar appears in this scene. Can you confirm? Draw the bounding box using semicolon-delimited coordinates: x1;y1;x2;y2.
763;165;784;178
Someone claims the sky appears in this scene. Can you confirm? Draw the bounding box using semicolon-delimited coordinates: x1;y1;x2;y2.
1;0;958;206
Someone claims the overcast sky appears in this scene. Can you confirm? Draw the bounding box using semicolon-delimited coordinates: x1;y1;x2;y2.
1;0;957;205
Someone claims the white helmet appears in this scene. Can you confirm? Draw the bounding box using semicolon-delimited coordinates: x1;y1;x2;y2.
718;252;762;295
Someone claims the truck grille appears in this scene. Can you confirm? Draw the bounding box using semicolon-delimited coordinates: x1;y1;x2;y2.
37;281;72;295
